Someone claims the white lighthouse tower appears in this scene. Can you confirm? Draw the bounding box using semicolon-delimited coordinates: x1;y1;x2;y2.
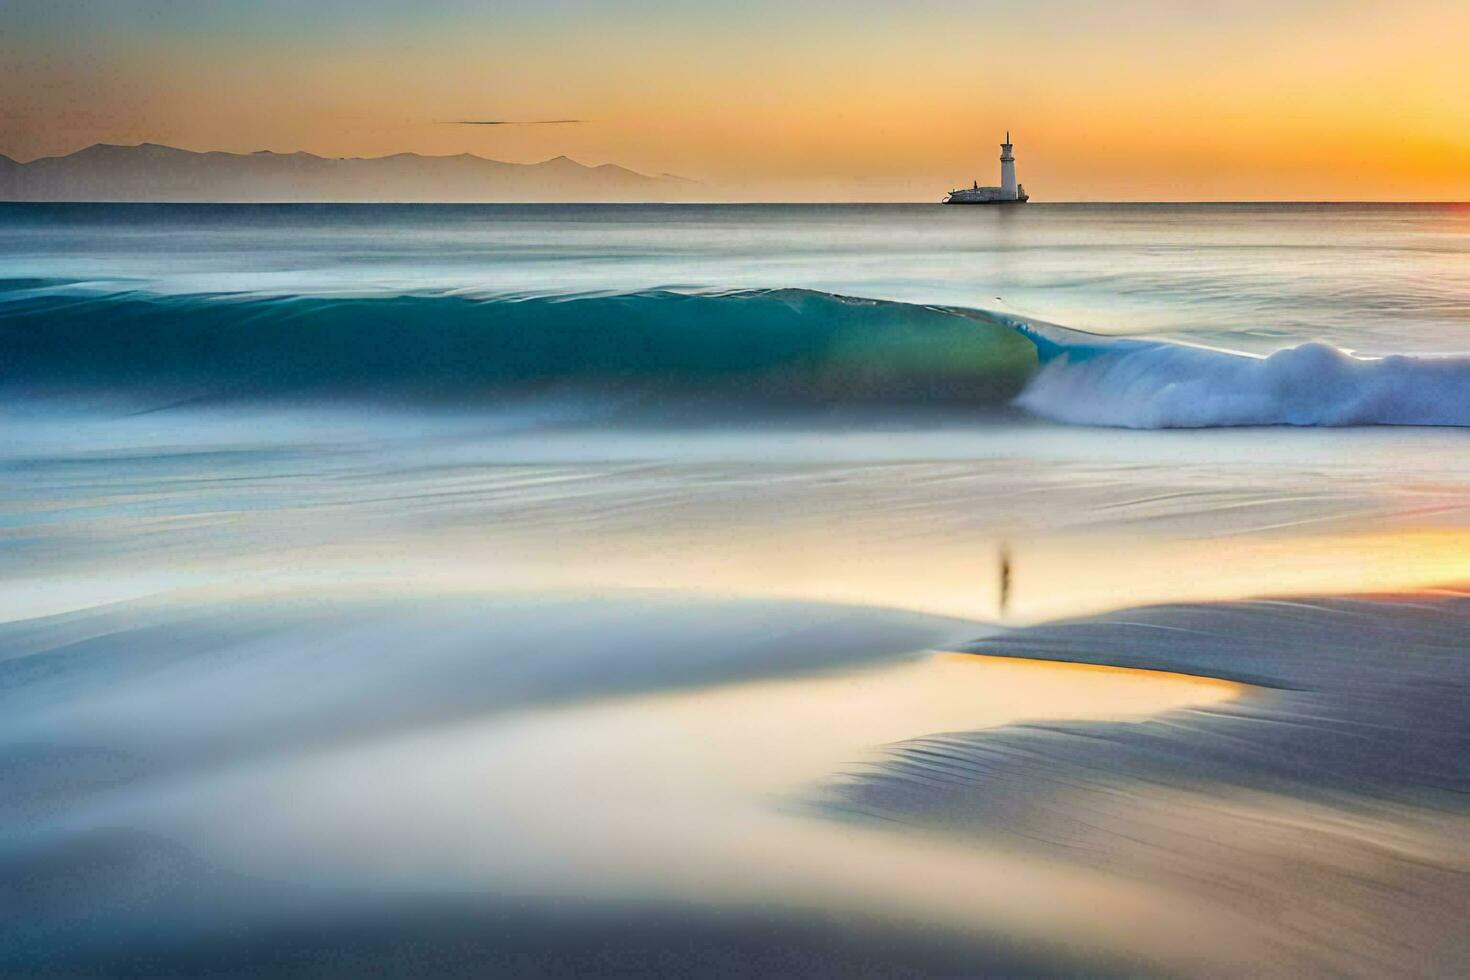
1000;131;1018;200
942;131;1029;203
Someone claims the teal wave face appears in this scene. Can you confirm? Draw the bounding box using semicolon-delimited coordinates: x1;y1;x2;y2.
0;283;1036;410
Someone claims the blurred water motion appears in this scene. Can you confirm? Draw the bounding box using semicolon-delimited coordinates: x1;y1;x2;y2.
5;203;1470;976
4;423;1469;975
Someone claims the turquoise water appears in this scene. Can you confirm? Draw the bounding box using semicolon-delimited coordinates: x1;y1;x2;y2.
5;202;1470;427
5;203;1469;350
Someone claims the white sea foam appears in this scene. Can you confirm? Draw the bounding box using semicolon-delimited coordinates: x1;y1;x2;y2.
1012;321;1470;428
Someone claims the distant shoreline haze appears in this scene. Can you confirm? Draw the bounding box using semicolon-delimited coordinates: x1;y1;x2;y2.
0;143;703;204
2;144;1467;204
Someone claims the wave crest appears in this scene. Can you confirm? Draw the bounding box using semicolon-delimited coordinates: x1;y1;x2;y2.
8;277;1470;428
1012;321;1470;428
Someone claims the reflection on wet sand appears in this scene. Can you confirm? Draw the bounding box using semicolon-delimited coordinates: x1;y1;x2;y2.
134;650;1252;973
839;590;1470;976
5;428;1470;975
0;592;1247;975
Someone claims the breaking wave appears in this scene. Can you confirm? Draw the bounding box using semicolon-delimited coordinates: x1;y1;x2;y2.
1011;319;1470;428
5;277;1470;428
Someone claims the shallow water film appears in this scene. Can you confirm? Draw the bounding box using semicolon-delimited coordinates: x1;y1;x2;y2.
3;204;1470;977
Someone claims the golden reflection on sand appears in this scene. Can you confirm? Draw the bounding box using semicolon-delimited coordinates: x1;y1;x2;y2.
189;652;1234;887
999;528;1470;622
255;525;1470;627
625;651;1242;798
178;649;1249;974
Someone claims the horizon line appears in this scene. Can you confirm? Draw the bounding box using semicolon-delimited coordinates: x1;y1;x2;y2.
5;145;1466;205
1;199;1466;206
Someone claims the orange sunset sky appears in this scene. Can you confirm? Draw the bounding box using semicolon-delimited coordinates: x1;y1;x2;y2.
3;0;1469;201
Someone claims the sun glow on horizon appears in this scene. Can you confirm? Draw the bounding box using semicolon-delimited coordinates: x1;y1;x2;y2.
2;0;1468;200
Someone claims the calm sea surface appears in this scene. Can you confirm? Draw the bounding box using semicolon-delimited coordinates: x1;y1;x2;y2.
4;201;1470;352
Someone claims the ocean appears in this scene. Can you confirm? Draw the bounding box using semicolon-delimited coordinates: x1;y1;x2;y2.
2;202;1468;976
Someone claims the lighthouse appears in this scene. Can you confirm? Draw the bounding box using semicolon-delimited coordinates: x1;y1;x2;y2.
1000;131;1018;200
942;132;1030;204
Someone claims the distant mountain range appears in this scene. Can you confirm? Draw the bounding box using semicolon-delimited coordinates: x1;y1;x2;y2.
0;143;702;203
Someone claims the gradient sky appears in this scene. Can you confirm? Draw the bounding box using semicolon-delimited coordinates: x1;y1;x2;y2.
3;0;1469;200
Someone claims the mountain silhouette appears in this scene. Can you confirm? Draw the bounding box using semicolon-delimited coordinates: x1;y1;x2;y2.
0;143;702;203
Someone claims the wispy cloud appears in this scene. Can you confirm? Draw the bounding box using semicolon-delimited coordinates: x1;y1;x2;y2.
443;119;583;126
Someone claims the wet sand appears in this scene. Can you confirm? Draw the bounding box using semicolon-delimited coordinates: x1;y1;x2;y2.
1;590;1246;976
839;591;1470;976
4;424;1470;975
